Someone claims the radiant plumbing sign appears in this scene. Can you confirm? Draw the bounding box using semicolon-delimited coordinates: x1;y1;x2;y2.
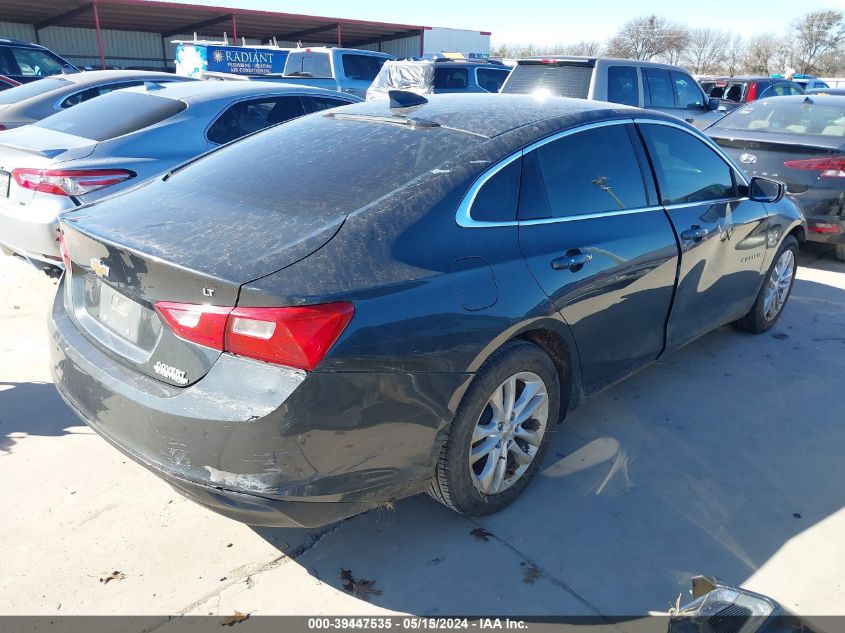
175;43;289;78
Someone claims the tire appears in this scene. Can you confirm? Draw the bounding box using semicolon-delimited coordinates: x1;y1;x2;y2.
429;340;561;516
733;236;799;333
836;244;845;261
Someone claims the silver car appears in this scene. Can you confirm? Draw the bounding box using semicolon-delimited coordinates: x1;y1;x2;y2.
0;70;189;130
0;80;360;273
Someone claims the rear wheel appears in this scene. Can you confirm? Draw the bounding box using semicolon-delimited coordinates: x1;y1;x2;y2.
429;341;560;516
835;244;845;261
733;236;798;333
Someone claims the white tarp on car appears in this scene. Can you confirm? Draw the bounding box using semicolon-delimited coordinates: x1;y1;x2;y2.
366;61;435;101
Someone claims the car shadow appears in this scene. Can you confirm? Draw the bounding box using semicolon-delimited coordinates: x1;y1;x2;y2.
0;381;83;454
251;250;845;616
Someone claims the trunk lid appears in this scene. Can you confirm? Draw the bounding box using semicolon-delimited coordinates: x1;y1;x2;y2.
0;127;97;208
710;131;844;193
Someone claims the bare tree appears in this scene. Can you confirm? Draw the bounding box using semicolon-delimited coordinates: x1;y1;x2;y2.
744;33;779;75
792;10;845;74
606;15;687;61
680;29;730;75
722;34;745;76
560;40;604;56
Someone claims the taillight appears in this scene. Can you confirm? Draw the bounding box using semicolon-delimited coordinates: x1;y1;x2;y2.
0;124;6;131
153;301;355;371
809;223;839;234
57;232;71;268
783;157;845;177
746;82;758;102
11;168;134;196
154;302;232;350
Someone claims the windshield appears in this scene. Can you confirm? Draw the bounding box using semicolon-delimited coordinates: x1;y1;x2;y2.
3;47;67;78
0;76;71;104
34;90;186;141
711;98;845;138
284;52;332;78
502;63;592;98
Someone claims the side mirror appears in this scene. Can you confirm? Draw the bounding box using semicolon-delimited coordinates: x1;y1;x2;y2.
707;97;721;111
749;177;786;203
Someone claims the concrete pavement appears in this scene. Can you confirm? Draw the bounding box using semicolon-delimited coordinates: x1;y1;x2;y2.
1;244;843;622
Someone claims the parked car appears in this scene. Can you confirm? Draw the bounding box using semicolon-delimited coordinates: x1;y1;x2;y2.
700;76;804;111
52;93;804;528
0;74;20;91
807;87;845;96
0;81;359;274
265;47;393;98
0;39;78;84
706;94;845;259
0;70;190;130
366;58;511;100
791;74;830;91
500;56;723;129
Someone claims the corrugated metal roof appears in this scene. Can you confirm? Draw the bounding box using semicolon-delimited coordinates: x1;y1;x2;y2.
3;0;430;47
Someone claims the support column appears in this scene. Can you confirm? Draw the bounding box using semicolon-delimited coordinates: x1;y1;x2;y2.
92;1;106;70
232;14;238;42
337;22;342;47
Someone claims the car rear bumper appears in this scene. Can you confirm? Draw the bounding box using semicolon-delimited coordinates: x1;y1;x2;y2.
49;281;463;526
0;199;63;262
791;188;845;244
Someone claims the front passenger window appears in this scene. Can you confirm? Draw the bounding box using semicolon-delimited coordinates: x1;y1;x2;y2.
640;124;736;205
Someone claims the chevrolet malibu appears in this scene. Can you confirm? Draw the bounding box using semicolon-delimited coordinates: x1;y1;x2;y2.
52;94;805;528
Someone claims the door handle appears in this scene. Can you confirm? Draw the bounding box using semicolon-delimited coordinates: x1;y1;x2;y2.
681;225;709;241
552;251;593;271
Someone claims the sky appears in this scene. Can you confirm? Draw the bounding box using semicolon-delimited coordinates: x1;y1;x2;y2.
175;0;845;46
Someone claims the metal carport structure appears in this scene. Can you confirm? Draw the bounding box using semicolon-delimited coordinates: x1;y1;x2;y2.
1;0;430;69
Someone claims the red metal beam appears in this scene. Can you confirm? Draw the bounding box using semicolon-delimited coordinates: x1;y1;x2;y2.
337;22;341;47
92;1;106;70
232;13;237;41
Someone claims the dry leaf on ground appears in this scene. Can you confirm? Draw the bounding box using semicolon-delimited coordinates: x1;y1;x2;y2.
340;569;383;601
523;565;541;584
470;527;492;541
221;611;250;626
99;571;125;584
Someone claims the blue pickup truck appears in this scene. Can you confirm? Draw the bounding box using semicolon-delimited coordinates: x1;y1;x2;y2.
253;47;394;99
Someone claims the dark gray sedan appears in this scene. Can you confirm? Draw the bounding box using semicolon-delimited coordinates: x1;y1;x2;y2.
52;94;805;528
0;70;188;130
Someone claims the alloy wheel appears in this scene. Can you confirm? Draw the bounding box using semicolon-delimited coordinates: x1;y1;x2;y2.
469;371;549;495
763;249;795;321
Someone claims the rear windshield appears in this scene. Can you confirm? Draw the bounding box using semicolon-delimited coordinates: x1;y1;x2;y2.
166;112;483;217
501;63;592;97
705;81;748;102
33;90;186;141
284;52;332;78
711;99;845;138
0;76;71;104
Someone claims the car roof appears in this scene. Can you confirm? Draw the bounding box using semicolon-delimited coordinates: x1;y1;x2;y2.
517;56;686;70
332;92;676;139
0;38;48;50
121;79;355;102
704;76;794;82
287;47;392;56
754;94;845;104
58;69;181;85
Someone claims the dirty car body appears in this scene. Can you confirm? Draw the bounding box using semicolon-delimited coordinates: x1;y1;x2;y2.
51;94;805;528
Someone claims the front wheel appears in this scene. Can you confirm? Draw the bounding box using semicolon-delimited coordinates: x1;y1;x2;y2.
733;236;798;333
429;341;560;516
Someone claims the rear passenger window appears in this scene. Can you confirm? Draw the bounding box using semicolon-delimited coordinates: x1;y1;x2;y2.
471;158;521;222
208;96;305;144
435;67;469;90
302;95;350;113
640;124;736;205
341;54;385;81
607;66;639;106
643;69;675;108
518;124;647;219
476;68;509;92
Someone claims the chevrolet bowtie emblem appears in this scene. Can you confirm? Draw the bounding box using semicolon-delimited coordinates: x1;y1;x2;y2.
90;258;110;279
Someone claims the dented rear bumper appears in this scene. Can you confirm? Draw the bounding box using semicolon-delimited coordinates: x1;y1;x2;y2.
49;281;466;526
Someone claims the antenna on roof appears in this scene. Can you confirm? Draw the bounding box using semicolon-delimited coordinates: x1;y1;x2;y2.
241;37;246;46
